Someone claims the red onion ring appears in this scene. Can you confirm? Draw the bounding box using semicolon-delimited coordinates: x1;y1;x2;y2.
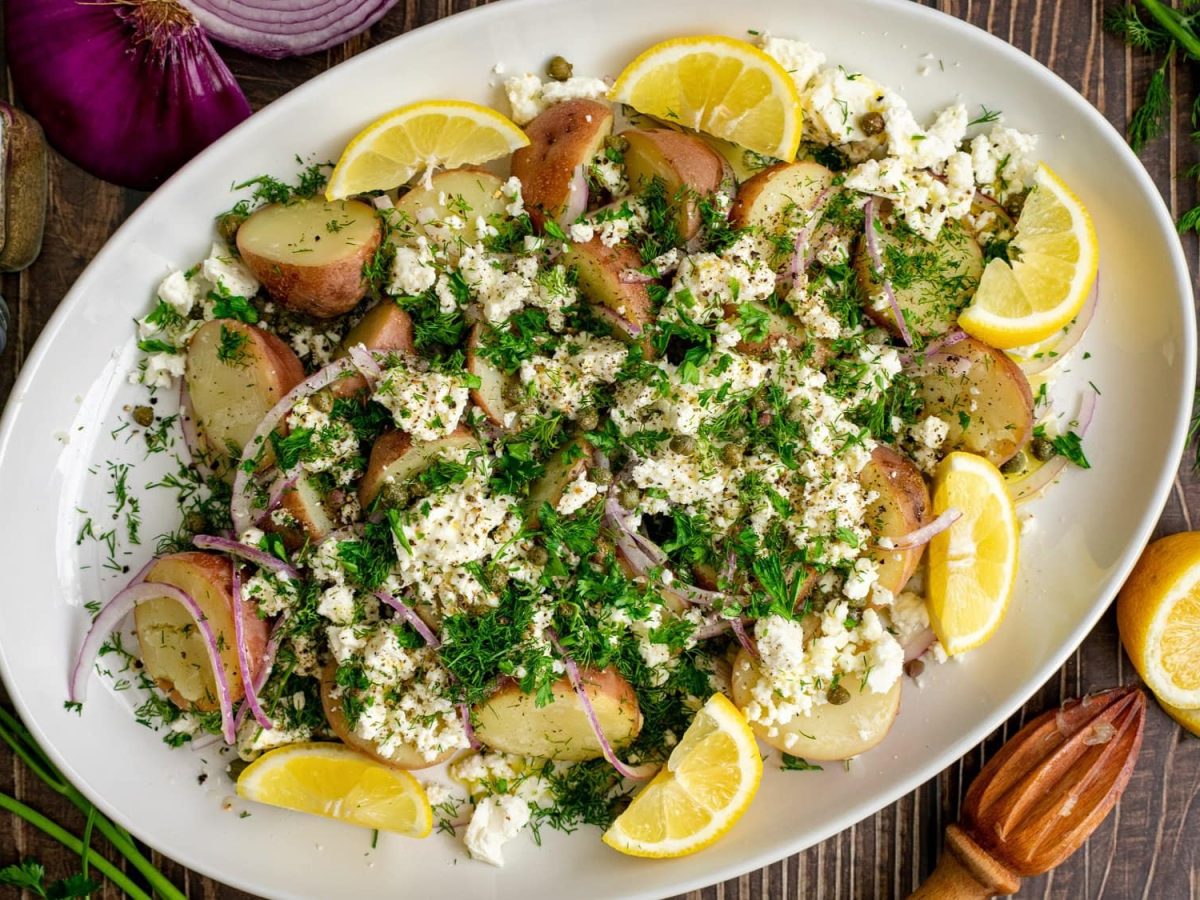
231;357;356;535
231;565;272;730
232;621;282;734
730;617;758;658
347;342;383;384
181;0;398;59
546;629;658;780
864;198;914;347
788;186;834;282
1008;390;1098;503
902;328;969;367
559;164;590;226
192;534;300;580
1015;279;1100;376
619;270;656;284
879;509;963;551
903;627;936;663
70;582;237;744
459;703;481;750
262;471;300;520
375;590;441;649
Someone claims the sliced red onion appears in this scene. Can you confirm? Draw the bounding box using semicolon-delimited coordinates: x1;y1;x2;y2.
589;303;644;339
375;591;440;649
233;622;282;733
192;534;300;580
921;329;968;360
547;630;658;781
864;198;914;347
181;0;399;59
1016;280;1100;376
730;617;758;658
347;342;383;384
879;509;963;551
788;187;833;282
1009;390;1098;503
903;627;936;663
262;471;300;520
693;618;735;640
179;381;215;480
231;357;356;535
619;270;656;284
459;704;481;750
70;582;236;744
231;565;272;730
558;164;590;226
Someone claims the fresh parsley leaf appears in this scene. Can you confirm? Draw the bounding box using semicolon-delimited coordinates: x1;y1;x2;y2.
780;753;824;772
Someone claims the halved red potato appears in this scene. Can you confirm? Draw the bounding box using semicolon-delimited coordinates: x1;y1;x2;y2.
563;238;653;331
395;167;508;246
853;210;984;340
359;426;479;510
332;301;416;398
134;552;267;712
472;667;641;761
623;129;726;240
237;198;381;318
466;323;516;428
730;648;901;760
185;319;305;470
512;99;614;230
722;300;806;356
524;438;592;526
730;161;834;267
860;446;930;596
915;336;1034;467
263;474;336;551
319;663;455;770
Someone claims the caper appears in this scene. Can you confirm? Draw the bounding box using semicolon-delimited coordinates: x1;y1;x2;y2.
577;407;600;432
547;55;574;81
751;393;769;412
183;511;208;534
310;390;334;413
727;426;748;442
226;758;251;781
827;684;851;706
847;594;868;610
528;545;549;566
381;482;412;509
591;536;614;562
1000;450;1028;476
132;405;154;427
216;212;246;245
859;111;886;136
757;411;774;429
1031;437;1055;462
408;480;429;500
589;466;613;486
787;398;807;421
605;134;630;154
904;659;925;679
722;443;746;467
502;379;525;404
669;434;698;456
619;486;640;510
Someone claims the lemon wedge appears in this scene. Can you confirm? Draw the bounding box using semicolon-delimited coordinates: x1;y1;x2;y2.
609;35;803;161
927;452;1020;656
602;693;761;858
958;163;1098;349
236;742;432;837
326;100;529;200
1117;533;1200;710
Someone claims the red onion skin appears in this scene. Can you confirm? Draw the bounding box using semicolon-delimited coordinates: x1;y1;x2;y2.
6;0;251;190
182;0;399;59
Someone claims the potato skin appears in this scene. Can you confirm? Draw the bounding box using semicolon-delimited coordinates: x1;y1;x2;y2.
185;319;305;469
512;99;613;230
359;425;478;511
563;238;653;330
730;648;901;760
915;336;1034;466
729;161;835;268
263;474;336;552
473;668;642;761
333;302;415;398
466;323;513;428
860;445;931;595
135;552;268;712
623;129;725;239
320;663;455;770
237;198;381;318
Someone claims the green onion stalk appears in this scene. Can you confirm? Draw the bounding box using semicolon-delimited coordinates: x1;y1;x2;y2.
0;705;185;899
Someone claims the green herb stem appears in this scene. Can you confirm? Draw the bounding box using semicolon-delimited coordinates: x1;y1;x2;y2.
0;792;151;900
1140;0;1200;60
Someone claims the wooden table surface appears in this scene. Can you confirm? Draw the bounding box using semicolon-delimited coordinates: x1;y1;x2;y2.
2;1;1198;897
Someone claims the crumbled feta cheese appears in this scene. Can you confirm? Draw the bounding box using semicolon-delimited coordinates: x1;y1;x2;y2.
464;794;530;866
970;126;1039;200
556;467;601;515
759;34;826;92
157;270;205;316
800;67;887;146
373;364;469;441
201;241;259;298
519;334;626;418
503;74;610;125
389;241;438;296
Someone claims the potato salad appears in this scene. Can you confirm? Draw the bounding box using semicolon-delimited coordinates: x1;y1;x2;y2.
73;30;1097;866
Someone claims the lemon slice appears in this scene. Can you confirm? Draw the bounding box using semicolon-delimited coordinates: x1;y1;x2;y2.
609;35;803;161
1117;533;1200;709
236;742;432;837
326;100;529;200
927;452;1020;656
958;163;1098;349
602;693;761;858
